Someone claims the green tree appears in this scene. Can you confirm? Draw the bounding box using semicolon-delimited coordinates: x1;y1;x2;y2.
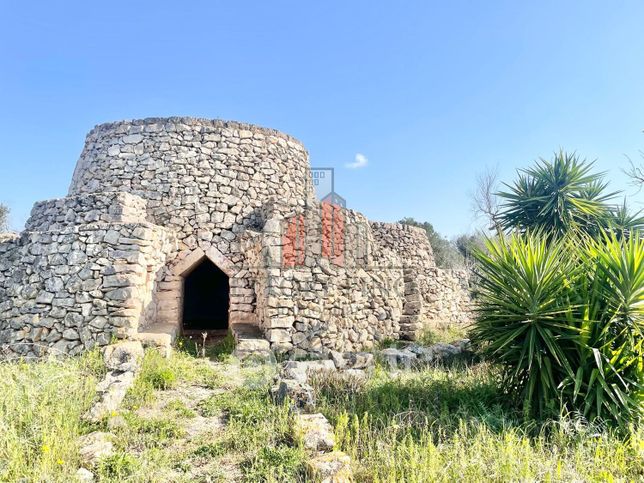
455;232;486;260
497;151;617;237
398;217;464;269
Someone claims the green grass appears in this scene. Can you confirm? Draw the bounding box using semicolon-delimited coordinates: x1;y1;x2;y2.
109;348;304;482
123;349;223;410
198;384;307;481
311;362;644;482
0;350;105;482
378;324;470;349
416;323;471;346
2;343;641;482
176;330;236;361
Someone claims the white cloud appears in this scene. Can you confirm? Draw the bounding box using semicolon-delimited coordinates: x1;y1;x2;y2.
345;152;368;169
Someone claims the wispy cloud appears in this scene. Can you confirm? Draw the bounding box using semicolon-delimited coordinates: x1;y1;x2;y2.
345;153;368;169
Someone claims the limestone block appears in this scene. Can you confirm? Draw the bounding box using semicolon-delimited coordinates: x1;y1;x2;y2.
294;413;335;452
281;360;336;383
270;378;315;413
78;432;114;466
307;451;353;483
103;341;144;372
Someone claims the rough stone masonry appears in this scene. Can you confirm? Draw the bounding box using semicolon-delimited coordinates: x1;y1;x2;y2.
0;117;472;359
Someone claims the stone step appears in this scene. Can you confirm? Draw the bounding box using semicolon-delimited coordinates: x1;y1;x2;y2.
131;322;179;356
231;322;273;361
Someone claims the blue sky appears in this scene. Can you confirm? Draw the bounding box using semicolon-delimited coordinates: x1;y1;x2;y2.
2;1;644;237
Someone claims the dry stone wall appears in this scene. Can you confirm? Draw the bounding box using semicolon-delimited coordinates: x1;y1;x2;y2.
370;222;472;337
246;205;404;356
67;117;314;329
0;218;173;359
0;117;472;358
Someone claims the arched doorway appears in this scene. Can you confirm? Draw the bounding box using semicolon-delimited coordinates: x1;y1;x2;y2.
182;257;229;331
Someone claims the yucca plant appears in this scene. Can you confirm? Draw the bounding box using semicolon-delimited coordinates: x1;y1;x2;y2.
602;199;644;240
565;232;644;425
471;232;581;418
497;152;618;238
473;230;644;425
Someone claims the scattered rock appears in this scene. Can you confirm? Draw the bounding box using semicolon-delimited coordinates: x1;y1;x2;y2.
330;351;374;370
307;451;353;482
450;338;471;351
281;360;336;383
104;341;144;372
294;413;335;452
78;431;114;466
270;378;315;412
379;347;417;370
76;467;95;482
430;342;462;360
86;370;136;421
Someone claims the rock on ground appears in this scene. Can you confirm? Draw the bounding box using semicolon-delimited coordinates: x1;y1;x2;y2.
78;431;114;466
307;451;353;482
270;378;316;413
294;413;335;452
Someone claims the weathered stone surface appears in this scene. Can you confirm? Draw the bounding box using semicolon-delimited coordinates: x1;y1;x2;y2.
0;117;472;360
104;340;144;372
86;370;136;422
270;378;316;413
85;342;142;422
76;467;95;482
307;451;353;482
380;347;417;370
78;431;114;466
281;360;336;383
294;413;335;452
330;351;374;370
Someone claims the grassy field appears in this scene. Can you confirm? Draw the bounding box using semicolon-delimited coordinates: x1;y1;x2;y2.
0;335;642;482
312;363;644;482
0;350;105;481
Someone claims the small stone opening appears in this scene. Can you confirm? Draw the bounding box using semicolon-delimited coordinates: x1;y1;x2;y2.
182;257;229;332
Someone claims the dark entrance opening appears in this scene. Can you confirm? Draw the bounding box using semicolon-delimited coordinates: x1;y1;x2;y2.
182;258;229;331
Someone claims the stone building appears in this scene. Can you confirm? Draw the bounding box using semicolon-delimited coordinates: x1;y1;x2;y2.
0;117;471;359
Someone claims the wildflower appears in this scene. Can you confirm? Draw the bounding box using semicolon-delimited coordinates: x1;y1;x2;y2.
41;444;50;453
57;459;64;465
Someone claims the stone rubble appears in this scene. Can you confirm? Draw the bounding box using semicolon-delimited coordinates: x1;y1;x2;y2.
78;431;114;466
76;467;95;482
307;451;353;483
269;336;471;482
270;378;316;413
281;359;336;383
85;341;144;422
379;339;472;370
294;413;336;452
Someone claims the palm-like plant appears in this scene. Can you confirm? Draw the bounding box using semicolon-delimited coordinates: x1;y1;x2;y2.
473;231;644;425
567;233;644;424
603;199;644;240
498;152;618;237
472;232;581;417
